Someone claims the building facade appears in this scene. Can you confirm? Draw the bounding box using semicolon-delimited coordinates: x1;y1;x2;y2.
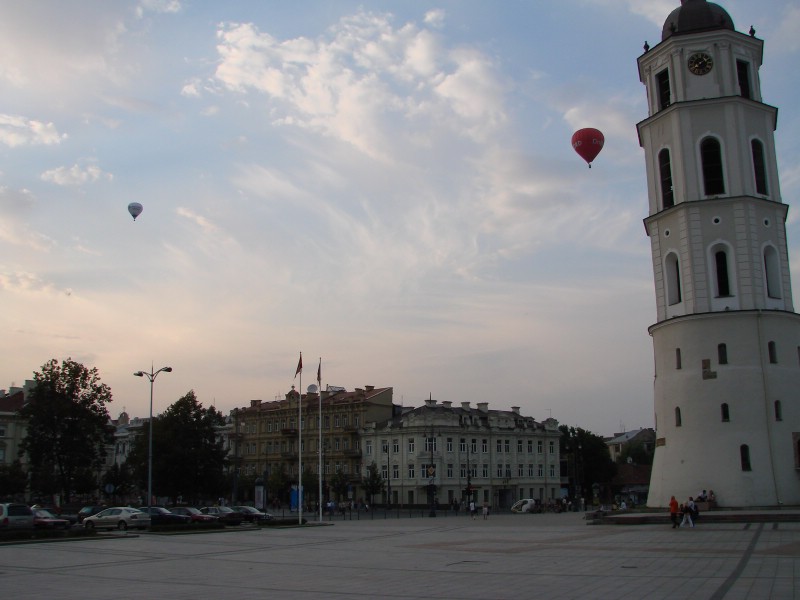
638;0;800;506
361;398;562;509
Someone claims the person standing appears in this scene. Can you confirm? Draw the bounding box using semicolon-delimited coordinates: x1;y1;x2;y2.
469;499;476;520
482;503;489;520
669;495;680;529
680;497;695;528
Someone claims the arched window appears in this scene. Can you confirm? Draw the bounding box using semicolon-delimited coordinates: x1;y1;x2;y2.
768;341;777;364
751;139;768;195
675;348;682;370
718;343;728;365
659;149;674;208
666;252;682;305
740;444;752;471
675;407;682;427
714;249;731;297
721;403;730;422
774;400;782;422
701;137;725;195
764;245;781;299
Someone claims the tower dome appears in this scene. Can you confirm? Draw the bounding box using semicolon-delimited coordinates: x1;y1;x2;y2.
662;0;735;40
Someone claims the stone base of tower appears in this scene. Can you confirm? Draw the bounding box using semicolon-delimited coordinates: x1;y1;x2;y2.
646;310;800;508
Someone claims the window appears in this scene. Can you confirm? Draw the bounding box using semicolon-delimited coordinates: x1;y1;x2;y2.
675;407;682;427
460;464;467;478
497;439;503;453
527;440;533;454
447;438;453;452
408;438;415;453
424;436;437;453
392;464;399;479
538;464;544;477
549;440;555;454
721;403;730;422
740;444;752;471
659;149;674;208
752;139;768;195
408;464;415;479
528;464;534;477
496;464;503;478
393;439;399;454
381;464;388;479
482;439;488;453
768;341;777;364
447;464;453;478
774;400;782;422
676;348;682;369
737;60;752;99
656;69;671;110
537;440;543;454
518;464;524;477
718;343;728;365
505;440;511;453
460;438;467;453
714;249;731;297
481;464;488;478
517;440;523;453
472;439;478;453
764;245;781;299
701;137;725;195
666;252;682;305
334;415;340;428
549;464;556;478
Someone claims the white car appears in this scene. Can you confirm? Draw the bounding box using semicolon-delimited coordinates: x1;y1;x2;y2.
510;498;537;513
83;507;151;531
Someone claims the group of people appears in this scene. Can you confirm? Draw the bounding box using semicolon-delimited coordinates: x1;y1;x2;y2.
468;500;490;520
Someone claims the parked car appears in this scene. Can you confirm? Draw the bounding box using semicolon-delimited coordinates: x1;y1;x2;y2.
232;506;273;522
83;507;150;531
77;505;107;523
141;506;191;526
510;498;537;514
32;508;71;529
167;506;219;523
0;503;34;529
199;506;243;525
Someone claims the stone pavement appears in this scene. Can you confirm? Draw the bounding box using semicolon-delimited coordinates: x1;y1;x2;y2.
1;511;798;599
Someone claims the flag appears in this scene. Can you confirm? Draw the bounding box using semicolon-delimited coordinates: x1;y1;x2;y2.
317;358;321;385
295;353;302;378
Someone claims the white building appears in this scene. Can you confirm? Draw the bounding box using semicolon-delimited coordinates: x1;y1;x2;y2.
361;398;562;509
638;0;800;506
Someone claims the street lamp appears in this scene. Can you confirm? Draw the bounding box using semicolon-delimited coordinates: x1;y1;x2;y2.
383;441;391;509
134;365;172;508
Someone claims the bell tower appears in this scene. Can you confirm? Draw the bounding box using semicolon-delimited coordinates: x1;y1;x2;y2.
637;0;800;507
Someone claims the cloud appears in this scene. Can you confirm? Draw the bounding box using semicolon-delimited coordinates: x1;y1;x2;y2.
0;114;66;147
40;164;113;186
137;0;182;17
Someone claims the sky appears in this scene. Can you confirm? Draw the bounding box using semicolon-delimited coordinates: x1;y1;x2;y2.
2;0;799;436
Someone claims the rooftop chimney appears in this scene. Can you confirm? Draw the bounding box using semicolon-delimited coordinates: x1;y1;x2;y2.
461;401;471;410
511;406;520;415
477;402;489;413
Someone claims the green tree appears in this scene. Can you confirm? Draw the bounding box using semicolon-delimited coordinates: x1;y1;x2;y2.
618;439;654;466
559;425;617;504
20;358;113;503
329;468;349;502
361;462;384;506
127;391;227;505
0;460;28;500
102;463;135;503
267;465;290;504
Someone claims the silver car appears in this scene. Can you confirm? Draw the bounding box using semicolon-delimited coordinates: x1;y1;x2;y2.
0;503;34;529
83;507;151;531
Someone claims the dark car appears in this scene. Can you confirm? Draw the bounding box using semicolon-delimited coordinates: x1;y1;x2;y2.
167;506;219;523
199;506;243;526
77;505;106;523
32;508;71;529
232;506;273;522
141;506;190;526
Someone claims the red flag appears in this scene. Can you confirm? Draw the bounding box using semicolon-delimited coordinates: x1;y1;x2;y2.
295;353;302;378
317;358;321;385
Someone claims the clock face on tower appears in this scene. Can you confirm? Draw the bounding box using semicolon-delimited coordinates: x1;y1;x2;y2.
687;52;714;76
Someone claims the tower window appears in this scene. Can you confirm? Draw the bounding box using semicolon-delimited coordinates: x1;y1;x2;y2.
774;400;782;422
675;406;682;427
714;249;731;297
764;245;781;299
740;444;751;471
666;252;682;305
718;343;728;365
737;60;752;99
656;69;671;111
701;138;725;195
659;149;674;208
721;403;730;422
768;341;777;364
675;348;682;370
752;139;768;195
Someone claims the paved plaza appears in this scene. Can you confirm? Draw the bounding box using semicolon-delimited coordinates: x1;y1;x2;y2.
1;512;798;599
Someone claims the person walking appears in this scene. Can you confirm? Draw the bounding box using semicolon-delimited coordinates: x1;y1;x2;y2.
482;503;489;520
669;495;680;529
469;500;476;520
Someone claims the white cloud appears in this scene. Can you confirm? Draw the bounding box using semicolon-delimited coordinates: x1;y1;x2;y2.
0;114;65;147
137;0;182;17
423;9;446;29
40;164;113;186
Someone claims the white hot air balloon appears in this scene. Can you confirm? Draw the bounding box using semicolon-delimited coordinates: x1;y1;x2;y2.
128;202;143;221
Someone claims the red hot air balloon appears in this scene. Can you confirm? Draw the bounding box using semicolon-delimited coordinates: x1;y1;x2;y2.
571;128;604;168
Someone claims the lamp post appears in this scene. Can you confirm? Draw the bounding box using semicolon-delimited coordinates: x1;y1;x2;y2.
134;365;172;508
383;440;392;508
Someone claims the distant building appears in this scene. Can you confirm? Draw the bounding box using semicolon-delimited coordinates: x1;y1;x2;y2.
605;428;655;464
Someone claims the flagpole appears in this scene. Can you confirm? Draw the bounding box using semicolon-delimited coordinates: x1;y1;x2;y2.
318;357;322;523
298;365;303;526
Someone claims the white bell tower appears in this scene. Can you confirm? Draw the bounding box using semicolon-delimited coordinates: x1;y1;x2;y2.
637;0;800;507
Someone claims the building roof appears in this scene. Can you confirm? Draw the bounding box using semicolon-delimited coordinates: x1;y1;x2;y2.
662;0;735;41
0;391;24;413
